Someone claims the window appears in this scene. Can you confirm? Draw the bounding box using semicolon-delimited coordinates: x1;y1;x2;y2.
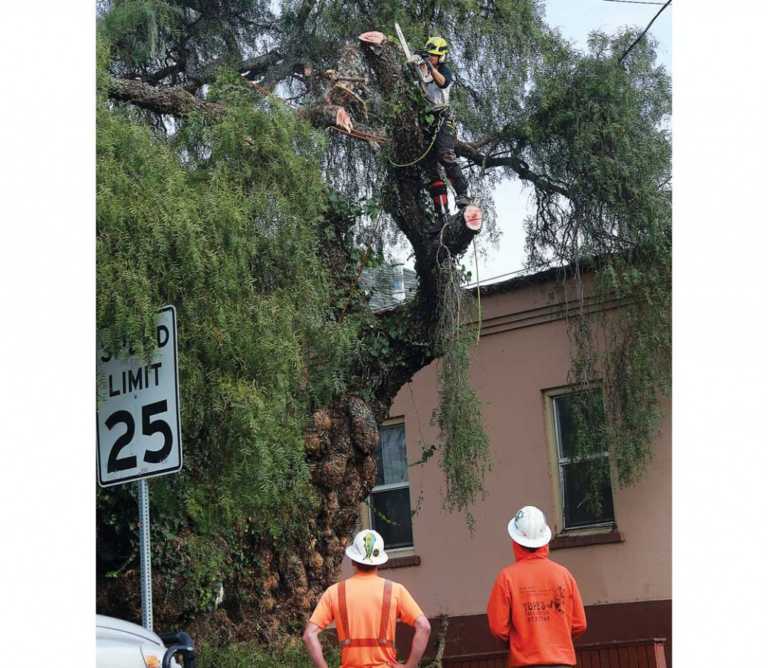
551;389;615;530
368;423;414;549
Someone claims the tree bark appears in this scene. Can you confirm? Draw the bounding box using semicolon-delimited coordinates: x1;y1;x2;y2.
108;78;226;119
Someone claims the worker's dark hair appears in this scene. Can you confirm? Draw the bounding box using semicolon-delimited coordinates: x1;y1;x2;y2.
520;544;542;552
353;562;378;573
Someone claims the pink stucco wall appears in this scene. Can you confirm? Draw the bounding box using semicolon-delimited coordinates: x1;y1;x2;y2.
346;276;671;619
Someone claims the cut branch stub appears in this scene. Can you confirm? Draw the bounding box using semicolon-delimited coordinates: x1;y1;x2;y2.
464;205;483;232
358;31;386;47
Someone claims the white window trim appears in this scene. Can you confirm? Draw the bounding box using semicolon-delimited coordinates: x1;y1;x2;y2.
544;385;618;534
371;480;410;493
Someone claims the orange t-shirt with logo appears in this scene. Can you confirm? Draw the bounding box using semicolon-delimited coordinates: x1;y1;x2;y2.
309;571;424;668
486;542;587;667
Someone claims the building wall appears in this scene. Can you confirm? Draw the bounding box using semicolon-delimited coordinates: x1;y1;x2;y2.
346;275;671;656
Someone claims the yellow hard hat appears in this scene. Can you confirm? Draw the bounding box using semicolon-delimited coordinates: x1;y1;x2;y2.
424;36;449;62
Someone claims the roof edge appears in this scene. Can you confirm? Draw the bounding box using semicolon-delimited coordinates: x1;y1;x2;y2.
469;259;598;297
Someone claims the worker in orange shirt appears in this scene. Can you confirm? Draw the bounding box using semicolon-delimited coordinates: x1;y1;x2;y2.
486;506;587;667
303;529;431;668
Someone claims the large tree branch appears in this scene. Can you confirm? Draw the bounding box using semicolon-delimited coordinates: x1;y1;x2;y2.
108;77;226;118
191;49;285;84
455;140;571;198
142;63;185;85
107;72;378;140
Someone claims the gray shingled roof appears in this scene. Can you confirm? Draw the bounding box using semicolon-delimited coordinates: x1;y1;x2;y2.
360;264;418;311
361;262;584;312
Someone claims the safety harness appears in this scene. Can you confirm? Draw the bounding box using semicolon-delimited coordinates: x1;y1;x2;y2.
337;579;395;649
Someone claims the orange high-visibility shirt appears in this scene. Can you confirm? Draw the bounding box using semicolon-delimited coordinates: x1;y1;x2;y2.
486;542;587;667
309;571;424;668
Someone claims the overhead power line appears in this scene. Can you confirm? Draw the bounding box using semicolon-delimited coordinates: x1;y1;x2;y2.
461;267;530;287
602;0;666;5
618;0;672;65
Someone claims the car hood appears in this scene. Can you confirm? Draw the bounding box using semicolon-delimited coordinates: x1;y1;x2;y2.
96;614;164;648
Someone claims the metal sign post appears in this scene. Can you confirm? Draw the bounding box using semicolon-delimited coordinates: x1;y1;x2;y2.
97;306;183;632
138;478;153;631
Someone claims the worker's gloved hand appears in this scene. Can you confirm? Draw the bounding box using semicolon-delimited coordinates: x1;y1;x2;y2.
408;54;422;65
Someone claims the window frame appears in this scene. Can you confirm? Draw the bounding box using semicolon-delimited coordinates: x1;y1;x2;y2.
544;385;618;534
362;418;416;555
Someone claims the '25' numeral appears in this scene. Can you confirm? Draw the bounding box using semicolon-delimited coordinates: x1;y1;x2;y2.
106;401;173;473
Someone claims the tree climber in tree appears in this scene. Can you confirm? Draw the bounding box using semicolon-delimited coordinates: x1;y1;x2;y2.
411;36;472;216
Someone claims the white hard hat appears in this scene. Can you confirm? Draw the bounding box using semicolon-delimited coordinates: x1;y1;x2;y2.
507;506;552;548
345;529;389;566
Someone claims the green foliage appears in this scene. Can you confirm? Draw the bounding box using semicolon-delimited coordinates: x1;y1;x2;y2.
434;328;492;530
96;40;361;603
166;531;229;612
521;30;671;491
198;640;339;668
100;0;170;67
99;0;274;76
599;254;670;486
433;263;491;529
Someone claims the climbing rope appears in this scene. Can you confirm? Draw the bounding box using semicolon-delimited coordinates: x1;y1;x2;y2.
386;114;445;168
472;237;482;343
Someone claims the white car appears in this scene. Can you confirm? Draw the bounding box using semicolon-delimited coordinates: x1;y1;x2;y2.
96;615;196;668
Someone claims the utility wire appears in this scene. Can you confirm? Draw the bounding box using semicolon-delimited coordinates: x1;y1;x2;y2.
602;0;666;5
618;0;672;64
461;266;530;287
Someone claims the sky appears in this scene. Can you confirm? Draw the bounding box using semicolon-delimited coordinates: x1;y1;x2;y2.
471;0;672;285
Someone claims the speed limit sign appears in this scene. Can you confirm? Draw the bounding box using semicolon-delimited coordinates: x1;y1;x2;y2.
97;306;182;487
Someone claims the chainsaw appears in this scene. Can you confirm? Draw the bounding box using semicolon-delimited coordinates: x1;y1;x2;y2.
395;22;432;85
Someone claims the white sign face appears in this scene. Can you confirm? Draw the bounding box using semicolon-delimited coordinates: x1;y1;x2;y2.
97;306;182;487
